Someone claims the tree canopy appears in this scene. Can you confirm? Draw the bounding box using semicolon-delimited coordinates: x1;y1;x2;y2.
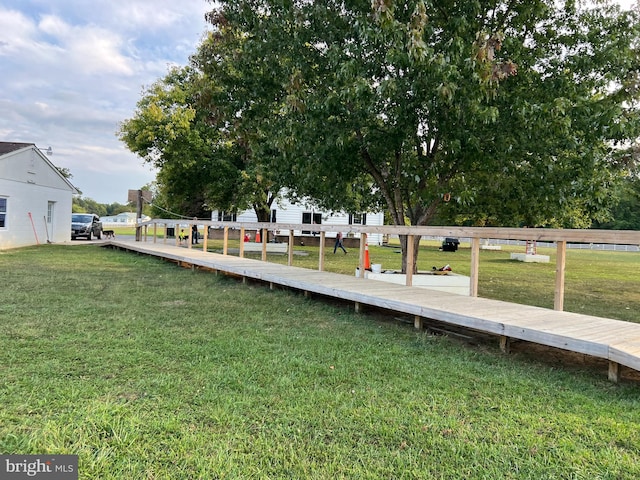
207;0;639;271
120;0;640;272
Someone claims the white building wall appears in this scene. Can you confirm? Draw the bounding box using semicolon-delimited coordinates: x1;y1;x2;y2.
213;195;385;245
0;146;76;249
0;179;73;248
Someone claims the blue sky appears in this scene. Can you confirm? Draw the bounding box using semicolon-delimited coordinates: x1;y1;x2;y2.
0;0;211;204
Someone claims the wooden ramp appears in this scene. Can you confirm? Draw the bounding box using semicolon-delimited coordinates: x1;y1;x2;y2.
106;239;640;382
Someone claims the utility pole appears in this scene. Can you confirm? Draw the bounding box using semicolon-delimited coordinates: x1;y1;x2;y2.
135;189;143;241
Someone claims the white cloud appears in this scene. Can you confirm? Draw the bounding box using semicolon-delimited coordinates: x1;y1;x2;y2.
0;0;210;203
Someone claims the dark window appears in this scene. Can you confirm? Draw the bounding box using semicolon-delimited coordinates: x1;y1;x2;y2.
217;211;237;222
270;209;277;223
349;213;367;225
0;197;7;228
302;212;321;234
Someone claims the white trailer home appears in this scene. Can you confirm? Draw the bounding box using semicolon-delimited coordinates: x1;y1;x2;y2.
212;195;385;245
0;142;78;249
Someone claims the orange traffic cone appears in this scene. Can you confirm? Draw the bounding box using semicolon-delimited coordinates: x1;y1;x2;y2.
255;229;261;243
364;241;371;270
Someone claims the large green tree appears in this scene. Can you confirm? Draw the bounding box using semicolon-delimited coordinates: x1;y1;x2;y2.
119;29;284;222
211;0;640;272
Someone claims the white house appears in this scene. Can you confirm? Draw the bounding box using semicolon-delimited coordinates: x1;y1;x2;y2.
0;142;78;249
212;195;386;245
101;212;151;226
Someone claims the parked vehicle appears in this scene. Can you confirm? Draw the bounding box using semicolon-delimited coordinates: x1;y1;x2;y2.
71;213;103;240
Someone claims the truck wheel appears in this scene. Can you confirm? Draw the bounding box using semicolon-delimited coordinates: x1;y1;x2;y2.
97;230;102;239
87;231;92;241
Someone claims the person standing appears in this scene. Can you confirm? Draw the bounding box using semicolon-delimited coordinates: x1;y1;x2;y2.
192;218;198;244
334;231;347;254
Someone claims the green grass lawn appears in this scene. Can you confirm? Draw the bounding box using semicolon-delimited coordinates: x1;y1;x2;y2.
1;245;640;478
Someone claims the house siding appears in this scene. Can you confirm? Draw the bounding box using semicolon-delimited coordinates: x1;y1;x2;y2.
0;145;77;249
213;196;385;245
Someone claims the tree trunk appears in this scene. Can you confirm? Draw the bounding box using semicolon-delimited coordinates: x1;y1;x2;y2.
399;234;423;274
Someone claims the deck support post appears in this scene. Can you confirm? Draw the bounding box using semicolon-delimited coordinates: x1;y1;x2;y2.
499;336;511;354
223;227;229;255
405;235;414;287
318;231;326;271
288;230;294;266
261;228;267;261
355;301;361;313
608;361;620;383
470;237;480;297
414;315;423;330
554;241;567;311
239;227;245;258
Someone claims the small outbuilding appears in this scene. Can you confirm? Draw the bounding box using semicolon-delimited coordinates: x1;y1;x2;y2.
0;142;79;249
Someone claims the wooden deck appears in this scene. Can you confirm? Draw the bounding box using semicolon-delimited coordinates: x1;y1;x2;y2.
106;238;640;382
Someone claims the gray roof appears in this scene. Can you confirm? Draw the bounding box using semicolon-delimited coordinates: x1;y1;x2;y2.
0;142;34;156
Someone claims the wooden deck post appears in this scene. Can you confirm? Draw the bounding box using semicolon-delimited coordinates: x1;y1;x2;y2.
414;315;423;330
153;223;157;244
554;241;566;311
288;230;294;266
406;235;414;287
223;226;229;255
175;225;180;247
470;237;480;297
499;336;511;353
202;226;208;251
261;228;267;261
319;231;326;271
163;224;168;244
608;361;620;383
239;227;245;258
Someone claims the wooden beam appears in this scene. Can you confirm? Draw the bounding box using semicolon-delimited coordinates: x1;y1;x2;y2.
554;241;566;311
406;235;414;287
414;315;423;330
261;228;267;261
239;227;245;258
202;225;208;252
223;226;229;255
499;336;511;353
608;361;620;383
140;219;640;245
288;230;294;266
470;237;480;297
319;231;326;271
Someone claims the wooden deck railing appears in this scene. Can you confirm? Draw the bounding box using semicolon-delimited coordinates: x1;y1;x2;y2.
137;219;640;313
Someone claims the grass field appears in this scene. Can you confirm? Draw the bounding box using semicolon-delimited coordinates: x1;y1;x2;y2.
1;244;640;478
